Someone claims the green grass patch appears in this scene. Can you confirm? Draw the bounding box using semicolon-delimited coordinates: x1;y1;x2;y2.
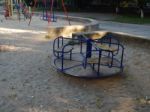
112;15;150;24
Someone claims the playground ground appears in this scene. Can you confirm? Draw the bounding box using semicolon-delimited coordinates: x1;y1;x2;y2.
0;14;150;112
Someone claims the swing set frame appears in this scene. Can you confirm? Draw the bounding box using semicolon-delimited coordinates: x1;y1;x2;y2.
4;0;70;26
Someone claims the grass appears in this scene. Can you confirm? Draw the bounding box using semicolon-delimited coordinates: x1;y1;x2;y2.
112;15;150;24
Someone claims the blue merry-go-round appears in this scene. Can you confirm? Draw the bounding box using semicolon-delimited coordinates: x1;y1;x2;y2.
51;34;125;78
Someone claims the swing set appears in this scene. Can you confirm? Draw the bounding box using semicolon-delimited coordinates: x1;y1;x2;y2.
27;0;70;25
4;0;32;20
41;0;57;22
4;0;71;26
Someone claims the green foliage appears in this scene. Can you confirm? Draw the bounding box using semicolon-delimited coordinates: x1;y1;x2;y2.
112;15;150;24
24;0;35;7
120;0;138;7
119;0;149;8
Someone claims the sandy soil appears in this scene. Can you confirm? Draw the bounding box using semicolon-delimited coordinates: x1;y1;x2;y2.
0;16;150;112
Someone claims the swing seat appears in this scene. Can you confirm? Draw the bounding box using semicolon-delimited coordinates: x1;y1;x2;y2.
41;15;57;22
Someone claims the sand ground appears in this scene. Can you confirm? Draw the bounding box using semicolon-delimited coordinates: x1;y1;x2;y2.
0;15;150;112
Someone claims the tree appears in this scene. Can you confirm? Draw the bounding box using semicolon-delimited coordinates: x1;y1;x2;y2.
116;0;146;18
114;0;120;14
137;0;145;18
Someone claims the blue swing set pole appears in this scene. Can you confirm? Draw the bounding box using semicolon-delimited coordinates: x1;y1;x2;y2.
52;7;55;21
13;0;21;20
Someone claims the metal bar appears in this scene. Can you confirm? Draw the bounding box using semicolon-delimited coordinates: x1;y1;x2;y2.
97;50;102;76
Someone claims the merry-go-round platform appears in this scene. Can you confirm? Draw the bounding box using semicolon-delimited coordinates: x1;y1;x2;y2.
51;34;125;78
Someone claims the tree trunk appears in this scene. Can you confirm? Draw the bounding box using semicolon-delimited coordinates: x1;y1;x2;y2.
140;9;144;18
116;7;119;14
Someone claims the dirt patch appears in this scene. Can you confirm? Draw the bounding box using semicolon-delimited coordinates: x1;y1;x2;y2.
0;45;17;52
0;15;150;112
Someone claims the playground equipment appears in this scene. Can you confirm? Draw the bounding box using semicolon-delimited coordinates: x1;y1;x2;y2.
4;0;13;18
41;0;57;22
4;0;70;25
4;0;31;20
51;34;125;78
28;0;70;25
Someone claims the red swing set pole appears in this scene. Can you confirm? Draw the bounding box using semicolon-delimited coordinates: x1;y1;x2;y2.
61;0;71;25
48;0;71;25
28;0;71;26
48;0;54;24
